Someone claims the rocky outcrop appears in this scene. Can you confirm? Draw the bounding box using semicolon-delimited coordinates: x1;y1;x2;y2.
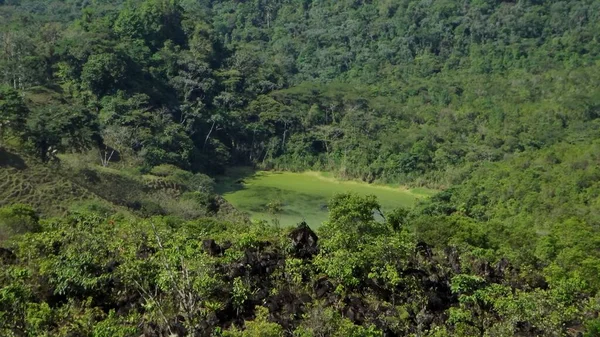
288;221;318;259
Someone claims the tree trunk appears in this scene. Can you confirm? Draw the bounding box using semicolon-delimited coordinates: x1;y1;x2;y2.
282;129;289;150
203;120;216;150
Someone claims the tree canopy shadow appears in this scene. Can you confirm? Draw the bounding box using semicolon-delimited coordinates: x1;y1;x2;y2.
213;166;257;195
0;148;27;170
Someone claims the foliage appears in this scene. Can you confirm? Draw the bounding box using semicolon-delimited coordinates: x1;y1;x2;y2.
0;192;596;335
294;305;383;337
224;307;284;337
0;86;29;143
2;0;598;179
0;204;39;241
0;0;600;335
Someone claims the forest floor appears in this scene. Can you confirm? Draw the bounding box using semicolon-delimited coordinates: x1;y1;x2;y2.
215;167;437;227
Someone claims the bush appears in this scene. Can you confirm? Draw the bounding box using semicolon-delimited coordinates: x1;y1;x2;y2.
69;200;115;217
223;306;284;337
0;204;40;241
150;164;215;193
149;164;180;177
138;199;165;217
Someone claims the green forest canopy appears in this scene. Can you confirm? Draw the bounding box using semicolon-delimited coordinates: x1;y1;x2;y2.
0;0;600;336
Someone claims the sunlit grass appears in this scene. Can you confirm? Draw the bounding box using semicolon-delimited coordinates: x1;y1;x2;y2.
216;170;437;228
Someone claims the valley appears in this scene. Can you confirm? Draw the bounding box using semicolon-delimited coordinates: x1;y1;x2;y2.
1;0;599;336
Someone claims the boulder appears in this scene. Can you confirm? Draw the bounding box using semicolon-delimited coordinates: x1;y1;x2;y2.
288;221;318;259
203;239;224;256
445;246;461;273
314;277;333;298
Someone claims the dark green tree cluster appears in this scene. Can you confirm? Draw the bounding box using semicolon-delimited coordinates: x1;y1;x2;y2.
1;0;600;336
0;86;99;162
1;0;598;179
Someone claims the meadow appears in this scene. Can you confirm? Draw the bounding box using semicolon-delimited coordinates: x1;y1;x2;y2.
216;168;436;227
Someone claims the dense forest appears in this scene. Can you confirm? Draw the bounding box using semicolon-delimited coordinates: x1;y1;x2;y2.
1;0;599;336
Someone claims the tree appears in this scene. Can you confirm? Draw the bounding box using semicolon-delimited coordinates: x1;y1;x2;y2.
99;125;131;167
315;193;401;291
26;104;99;161
0;31;38;90
0;86;29;144
320;193;386;252
81;53;127;97
113;0;185;51
0;204;40;241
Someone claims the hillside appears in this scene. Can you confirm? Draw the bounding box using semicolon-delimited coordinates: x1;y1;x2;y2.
1;0;600;336
0;146;244;222
0;147;98;215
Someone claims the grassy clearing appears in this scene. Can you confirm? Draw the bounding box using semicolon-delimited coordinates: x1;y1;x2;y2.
0;148;103;216
0;149;239;221
216;169;437;228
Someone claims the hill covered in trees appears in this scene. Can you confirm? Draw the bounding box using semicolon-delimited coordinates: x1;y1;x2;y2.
1;0;600;336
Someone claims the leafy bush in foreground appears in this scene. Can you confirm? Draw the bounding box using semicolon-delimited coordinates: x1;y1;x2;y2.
0;193;598;336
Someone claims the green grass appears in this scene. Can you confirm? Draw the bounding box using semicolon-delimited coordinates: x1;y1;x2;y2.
216;169;437;228
0;149;235;221
0;147;102;216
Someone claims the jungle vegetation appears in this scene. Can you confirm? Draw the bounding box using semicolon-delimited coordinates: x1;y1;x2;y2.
0;0;599;336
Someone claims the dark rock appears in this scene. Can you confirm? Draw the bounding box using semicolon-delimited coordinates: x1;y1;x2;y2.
425;291;445;311
142;322;162;337
264;290;306;330
313;278;333;298
126;201;142;211
416;307;435;333
314;277;333;298
252;288;270;302
265;297;281;313
299;293;312;304
227;245;282;279
203;239;223;256
221;241;232;250
0;247;16;264
136;234;156;259
445;246;461;273
474;260;494;280
495;258;510;278
80;168;101;184
346;307;357;321
529;273;549;290
105;260;119;273
341;296;368;324
416;241;432;259
516;321;545;336
348;296;362;306
0;148;27;169
170;319;186;337
230;263;246;278
288;221;318;259
404;268;429;278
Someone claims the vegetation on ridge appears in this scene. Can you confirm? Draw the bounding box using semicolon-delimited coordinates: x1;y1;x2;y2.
0;0;599;336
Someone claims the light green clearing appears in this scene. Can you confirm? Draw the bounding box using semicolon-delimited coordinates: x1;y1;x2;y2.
216;169;437;228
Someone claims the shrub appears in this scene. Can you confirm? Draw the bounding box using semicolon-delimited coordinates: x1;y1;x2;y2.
149;164;180;177
0;204;40;241
224;306;284;337
69;200;115;217
150;164;215;193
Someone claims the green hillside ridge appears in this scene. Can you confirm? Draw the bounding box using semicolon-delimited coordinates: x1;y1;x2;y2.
0;147;101;215
0;147;244;222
